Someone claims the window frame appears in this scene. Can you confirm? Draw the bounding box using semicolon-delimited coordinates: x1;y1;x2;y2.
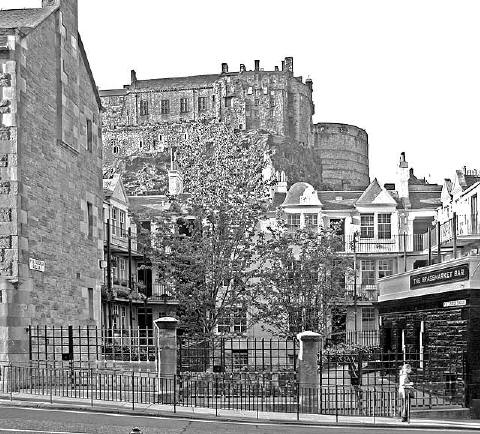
360;259;375;286
140;100;149;116
286;213;301;230
198;96;207;111
180;98;189;113
377;213;392;239
86;119;93;152
360;214;375;239
161;99;170;115
378;259;393;279
304;213;318;228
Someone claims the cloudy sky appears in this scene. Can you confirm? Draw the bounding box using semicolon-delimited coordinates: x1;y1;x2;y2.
3;0;480;185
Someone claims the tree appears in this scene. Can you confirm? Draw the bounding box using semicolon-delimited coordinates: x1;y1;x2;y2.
140;122;273;335
251;222;352;338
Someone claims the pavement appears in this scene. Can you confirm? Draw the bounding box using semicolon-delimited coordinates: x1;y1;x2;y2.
0;392;480;431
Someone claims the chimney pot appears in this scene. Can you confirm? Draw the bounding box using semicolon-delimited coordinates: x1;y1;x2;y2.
254;60;260;71
131;69;137;84
274;66;279;71
240;64;246;72
221;63;228;74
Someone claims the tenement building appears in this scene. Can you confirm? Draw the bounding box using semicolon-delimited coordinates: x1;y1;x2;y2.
273;153;442;344
100;58;370;193
377;165;480;406
0;0;103;362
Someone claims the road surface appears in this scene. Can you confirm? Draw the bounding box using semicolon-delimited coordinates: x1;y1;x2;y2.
0;405;477;433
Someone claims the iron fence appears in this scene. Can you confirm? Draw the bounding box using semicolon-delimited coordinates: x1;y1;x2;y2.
177;335;299;373
319;348;466;407
0;363;463;417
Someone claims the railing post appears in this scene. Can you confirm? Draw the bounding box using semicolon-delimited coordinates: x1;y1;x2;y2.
453;212;457;259
428;227;432;266
131;371;135;410
437;221;441;264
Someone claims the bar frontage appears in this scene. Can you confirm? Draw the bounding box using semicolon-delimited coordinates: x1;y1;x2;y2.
377;257;480;406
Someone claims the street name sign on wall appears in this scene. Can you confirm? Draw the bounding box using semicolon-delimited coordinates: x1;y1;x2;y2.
443;299;467;308
410;263;469;290
29;258;45;272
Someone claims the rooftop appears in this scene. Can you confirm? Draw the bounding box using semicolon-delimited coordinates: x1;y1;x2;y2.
0;7;53;30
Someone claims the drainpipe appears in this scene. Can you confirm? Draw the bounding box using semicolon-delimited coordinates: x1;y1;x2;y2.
428;227;432;266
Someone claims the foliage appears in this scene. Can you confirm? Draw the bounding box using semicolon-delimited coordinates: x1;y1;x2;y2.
139;123;273;335
251;222;352;338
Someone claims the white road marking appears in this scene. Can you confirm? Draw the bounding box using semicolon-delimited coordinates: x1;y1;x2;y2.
0;404;477;432
0;429;86;434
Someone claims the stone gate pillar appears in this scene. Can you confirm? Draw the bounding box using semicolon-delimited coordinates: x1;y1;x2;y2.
154;317;178;403
296;331;322;412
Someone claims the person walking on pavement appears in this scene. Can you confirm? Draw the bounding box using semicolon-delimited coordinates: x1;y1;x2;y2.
398;363;414;422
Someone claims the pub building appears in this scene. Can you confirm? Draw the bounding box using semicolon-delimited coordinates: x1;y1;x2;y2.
377;256;480;406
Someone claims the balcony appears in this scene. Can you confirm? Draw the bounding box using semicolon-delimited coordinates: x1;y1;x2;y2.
150;282;178;304
342;234;426;254
344;284;378;302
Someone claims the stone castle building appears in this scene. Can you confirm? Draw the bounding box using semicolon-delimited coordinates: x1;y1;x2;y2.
100;58;370;192
0;0;103;362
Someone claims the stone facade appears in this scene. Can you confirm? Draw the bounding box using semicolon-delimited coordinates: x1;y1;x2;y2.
0;0;103;362
314;123;370;190
100;58;370;193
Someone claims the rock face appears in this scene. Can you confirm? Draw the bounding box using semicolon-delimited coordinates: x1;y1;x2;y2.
0;0;103;362
100;58;370;193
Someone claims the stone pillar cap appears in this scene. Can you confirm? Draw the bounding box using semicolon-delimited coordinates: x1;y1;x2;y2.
296;331;322;341
154;317;179;329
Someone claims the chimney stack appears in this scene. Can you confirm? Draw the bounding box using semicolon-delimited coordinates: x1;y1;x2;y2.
42;0;59;7
254;60;260;71
284;57;293;74
305;78;313;92
397;152;410;199
221;63;228;74
131;69;137;85
275;171;288;194
274;66;279;71
240;64;246;73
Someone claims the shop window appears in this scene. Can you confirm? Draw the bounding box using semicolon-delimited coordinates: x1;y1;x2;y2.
378;259;393;278
286;213;300;230
361;307;376;331
161;99;170;114
361;260;375;286
304;213;318;228
360;214;374;239
378;213;392;239
180;98;189;113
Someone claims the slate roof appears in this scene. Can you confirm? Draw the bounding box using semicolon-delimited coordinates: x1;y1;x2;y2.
103;176;119;198
132;74;219;90
0;8;53;30
455;170;480;191
281;182;321;207
100;89;127;97
317;191;363;210
355;178;383;206
408;191;442;210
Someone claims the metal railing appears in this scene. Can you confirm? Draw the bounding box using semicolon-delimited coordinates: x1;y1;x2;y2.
0;361;464;417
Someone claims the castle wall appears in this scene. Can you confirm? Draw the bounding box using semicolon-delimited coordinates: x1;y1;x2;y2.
314;123;370;190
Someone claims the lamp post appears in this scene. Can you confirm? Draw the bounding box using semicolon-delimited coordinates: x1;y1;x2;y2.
353;231;358;338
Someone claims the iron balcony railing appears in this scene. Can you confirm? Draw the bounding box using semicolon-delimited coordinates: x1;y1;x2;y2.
341;234;427;254
344;284;378;302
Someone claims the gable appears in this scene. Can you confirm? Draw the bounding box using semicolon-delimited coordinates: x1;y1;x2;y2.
371;189;398;206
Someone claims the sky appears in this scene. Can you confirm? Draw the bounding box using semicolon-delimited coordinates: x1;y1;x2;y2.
2;0;480;186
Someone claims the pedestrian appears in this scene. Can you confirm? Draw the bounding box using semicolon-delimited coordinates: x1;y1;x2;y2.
398;363;414;422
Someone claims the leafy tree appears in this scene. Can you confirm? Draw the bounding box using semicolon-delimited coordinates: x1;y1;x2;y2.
251;222;352;338
139;123;273;335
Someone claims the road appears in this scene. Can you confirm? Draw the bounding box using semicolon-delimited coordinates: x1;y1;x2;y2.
0;405;477;434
